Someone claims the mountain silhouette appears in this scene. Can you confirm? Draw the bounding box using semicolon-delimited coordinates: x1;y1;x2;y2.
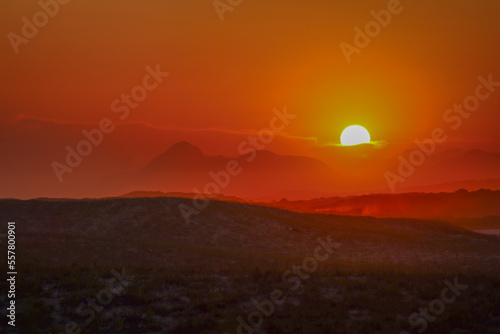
123;144;500;199
142;141;226;174
138;141;335;197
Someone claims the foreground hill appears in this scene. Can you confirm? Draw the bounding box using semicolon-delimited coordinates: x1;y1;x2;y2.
1;197;499;273
116;189;500;231
0;197;499;333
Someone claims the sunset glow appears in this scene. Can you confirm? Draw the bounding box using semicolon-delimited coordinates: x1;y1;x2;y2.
0;0;499;199
2;2;500;333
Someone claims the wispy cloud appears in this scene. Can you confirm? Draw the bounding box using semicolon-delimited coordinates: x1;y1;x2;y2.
322;140;387;148
8;114;318;143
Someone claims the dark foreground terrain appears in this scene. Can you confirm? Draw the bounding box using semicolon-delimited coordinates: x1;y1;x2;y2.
0;197;499;333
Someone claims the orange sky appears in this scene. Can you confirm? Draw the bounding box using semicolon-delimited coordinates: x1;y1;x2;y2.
1;0;500;198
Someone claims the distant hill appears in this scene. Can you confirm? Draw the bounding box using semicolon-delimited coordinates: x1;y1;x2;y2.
385;149;500;191
118;190;245;203
395;178;500;194
268;189;500;223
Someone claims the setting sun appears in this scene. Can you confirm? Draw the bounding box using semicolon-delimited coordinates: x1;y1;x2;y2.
340;125;371;146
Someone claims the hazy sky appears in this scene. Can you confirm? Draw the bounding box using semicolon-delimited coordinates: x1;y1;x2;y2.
1;0;500;198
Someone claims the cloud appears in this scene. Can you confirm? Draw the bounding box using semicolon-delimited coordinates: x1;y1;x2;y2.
321;140;388;148
7;114;317;143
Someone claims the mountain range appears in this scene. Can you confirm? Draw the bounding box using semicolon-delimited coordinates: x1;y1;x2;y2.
122;141;500;199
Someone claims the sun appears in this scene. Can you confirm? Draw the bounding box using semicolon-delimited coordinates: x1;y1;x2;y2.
340;125;371;146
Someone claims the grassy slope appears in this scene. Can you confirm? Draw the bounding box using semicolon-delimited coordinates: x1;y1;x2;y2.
0;197;499;333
